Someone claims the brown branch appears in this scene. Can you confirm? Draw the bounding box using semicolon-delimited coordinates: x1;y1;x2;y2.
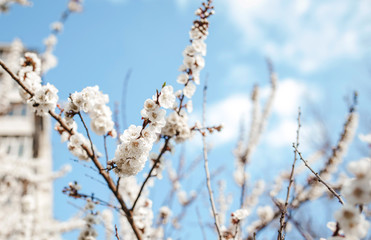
0;59;33;96
131;137;170;210
78;112;96;159
278;108;301;240
202;80;222;239
293;145;344;205
115;225;121;240
0;60;143;240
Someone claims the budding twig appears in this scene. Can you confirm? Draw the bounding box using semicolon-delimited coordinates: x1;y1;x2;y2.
202;80;222;240
278;108;301;240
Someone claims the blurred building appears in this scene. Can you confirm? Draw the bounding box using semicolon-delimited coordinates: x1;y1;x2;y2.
0;40;81;240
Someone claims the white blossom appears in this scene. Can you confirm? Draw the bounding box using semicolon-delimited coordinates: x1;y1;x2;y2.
257;206;274;223
177;73;189;84
29;83;59;116
334;204;369;239
113;87;172;176
183;82;196;98
67;133;90;161
231;209;249;223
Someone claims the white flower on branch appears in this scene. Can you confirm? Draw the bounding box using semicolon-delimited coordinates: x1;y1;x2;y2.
158;206;172;224
78;200;98;240
192;39;207;56
30;83;59;116
162;111;192;143
67;86;116;137
183;82;196;98
20;52;41;75
67;133;90;161
68;0;83;12
51;21;64;32
159;85;176;109
257;205;274;223
341;158;371;205
113;87;174;176
334;204;369;239
347;157;371;179
177;73;188;85
231;208;249;223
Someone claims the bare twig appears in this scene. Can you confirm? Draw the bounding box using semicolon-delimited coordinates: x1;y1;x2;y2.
287;215;313;240
278;108;301;240
115;225;121;240
293;145;344;205
240;59;277;207
202;80;222;240
78;112;96;159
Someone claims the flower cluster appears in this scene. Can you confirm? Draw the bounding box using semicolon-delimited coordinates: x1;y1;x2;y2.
231;209;249;224
160;2;214;143
67;133;90;161
68;0;83;12
177;3;214;91
329;158;371;239
41;33;58;74
158;206;172;224
334;204;369;239
111;86;175;176
247;205;275;234
78;199;98;240
162;111;192;143
18;52;59;116
118;177;164;240
65;86;116;137
0;0;31;13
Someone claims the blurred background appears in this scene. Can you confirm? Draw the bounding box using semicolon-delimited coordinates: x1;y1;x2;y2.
1;0;371;239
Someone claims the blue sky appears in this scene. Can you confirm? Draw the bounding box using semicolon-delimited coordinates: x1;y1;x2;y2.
1;0;371;239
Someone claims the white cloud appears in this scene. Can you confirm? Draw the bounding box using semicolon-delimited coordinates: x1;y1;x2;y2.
201;78;320;148
223;0;371;72
263;78;320;147
198;94;251;146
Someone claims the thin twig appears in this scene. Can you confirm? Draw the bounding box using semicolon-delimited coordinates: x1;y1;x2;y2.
115;225;121;240
78;112;96;159
240;60;277;207
278;108;301;240
84;174;107;186
196;207;208;240
293;145;344;205
287;215;313;240
202;80;222;240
